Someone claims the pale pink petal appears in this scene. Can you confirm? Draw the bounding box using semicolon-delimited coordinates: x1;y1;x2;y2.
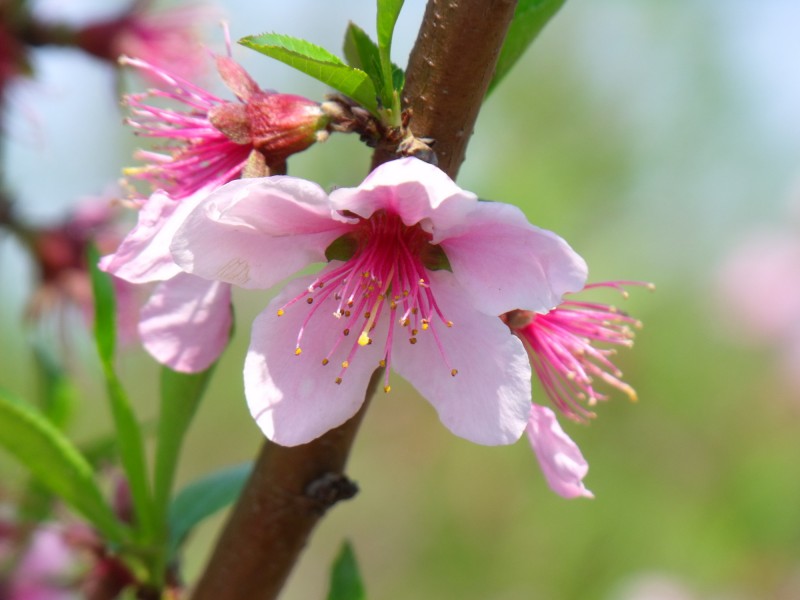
171;177;350;289
526;404;593;499
391;270;531;445
440;201;588;315
244;274;384;445
329;157;478;232
139;273;231;372
100;190;206;284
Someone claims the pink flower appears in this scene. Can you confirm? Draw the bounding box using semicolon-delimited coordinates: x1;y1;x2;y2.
171;157;588;445
122;54;328;200
7;525;82;600
507;281;647;497
506;281;645;421
76;0;215;80
100;191;231;372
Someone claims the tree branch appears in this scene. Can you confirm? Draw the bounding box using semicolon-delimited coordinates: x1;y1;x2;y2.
373;0;519;178
190;1;518;598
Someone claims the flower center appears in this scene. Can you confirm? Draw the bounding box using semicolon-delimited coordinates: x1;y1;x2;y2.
277;210;457;391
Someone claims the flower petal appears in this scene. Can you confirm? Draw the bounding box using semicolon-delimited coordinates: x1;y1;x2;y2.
139;273;231;372
440;201;588;315
171;177;349;289
100;190;203;283
330;157;478;232
526;404;593;499
244;274;384;445
391;270;531;445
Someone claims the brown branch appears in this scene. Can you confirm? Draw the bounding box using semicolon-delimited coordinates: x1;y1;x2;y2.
373;0;519;178
190;1;518;598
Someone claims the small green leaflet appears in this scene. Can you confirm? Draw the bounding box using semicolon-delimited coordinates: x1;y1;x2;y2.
327;540;366;600
376;0;405;118
0;388;125;544
167;462;253;558
487;0;567;96
343;22;405;114
240;33;379;115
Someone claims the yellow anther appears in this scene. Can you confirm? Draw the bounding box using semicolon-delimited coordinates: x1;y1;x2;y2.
383;385;391;393
335;377;342;385
451;369;458;377
277;309;285;316
379;359;386;368
446;321;453;327
411;328;418;336
409;337;417;344
344;310;351;317
342;361;349;369
343;328;350;336
390;301;397;310
421;319;429;330
321;358;329;366
306;297;314;304
294;348;302;356
358;332;370;346
364;311;371;318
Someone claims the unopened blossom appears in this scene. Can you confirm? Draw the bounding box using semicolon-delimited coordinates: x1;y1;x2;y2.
122;54;328;199
171;157;588;446
76;0;214;80
100;190;232;372
505;281;645;421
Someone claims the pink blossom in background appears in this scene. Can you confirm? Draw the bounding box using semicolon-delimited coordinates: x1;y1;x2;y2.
76;0;215;81
6;525;81;600
100;191;231;373
121;54;328;200
171;157;588;446
26;198;138;344
716;229;800;388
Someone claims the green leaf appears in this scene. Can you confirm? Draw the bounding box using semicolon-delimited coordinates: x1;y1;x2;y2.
327;540;366;600
487;0;567;96
167;462;252;558
343;22;384;98
153;364;218;525
33;345;76;430
88;245;156;540
240;33;378;114
376;0;405;114
0;388;125;543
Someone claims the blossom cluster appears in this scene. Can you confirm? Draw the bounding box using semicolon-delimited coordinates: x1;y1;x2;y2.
102;49;646;500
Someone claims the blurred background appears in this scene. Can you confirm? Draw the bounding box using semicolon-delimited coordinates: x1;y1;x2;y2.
2;1;800;598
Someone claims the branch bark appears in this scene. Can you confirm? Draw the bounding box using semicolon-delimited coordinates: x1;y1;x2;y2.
191;1;517;598
373;0;519;178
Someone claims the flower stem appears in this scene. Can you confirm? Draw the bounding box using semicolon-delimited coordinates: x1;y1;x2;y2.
190;1;519;598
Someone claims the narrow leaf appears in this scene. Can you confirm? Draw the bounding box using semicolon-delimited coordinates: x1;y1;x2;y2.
327;540;366;600
0;389;125;543
33;345;76;429
167;462;252;557
343;22;384;98
376;0;405;111
240;33;378;114
153;364;217;523
88;246;156;540
487;0;567;96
